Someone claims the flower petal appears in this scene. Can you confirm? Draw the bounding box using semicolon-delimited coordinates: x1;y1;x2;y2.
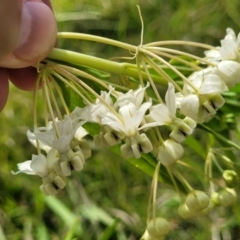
200;73;228;94
180;94;199;121
149;104;172;125
165;83;176;118
30;154;48;176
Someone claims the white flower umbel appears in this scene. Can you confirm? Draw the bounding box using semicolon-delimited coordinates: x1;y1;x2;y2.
29;108;90;177
157;139;184;166
12;149;66;195
178;69;227;123
149;83;196;143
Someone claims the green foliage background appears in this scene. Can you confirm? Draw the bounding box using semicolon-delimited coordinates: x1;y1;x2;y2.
1;0;240;239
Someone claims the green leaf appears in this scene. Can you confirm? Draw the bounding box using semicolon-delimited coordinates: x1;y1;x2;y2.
44;196;82;235
98;218;120;240
185;135;206;159
83;122;101;136
36;223;49;240
57;78;85;110
64;219;80;240
80;204;114;225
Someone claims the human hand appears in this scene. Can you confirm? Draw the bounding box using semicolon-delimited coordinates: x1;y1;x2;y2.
0;0;57;111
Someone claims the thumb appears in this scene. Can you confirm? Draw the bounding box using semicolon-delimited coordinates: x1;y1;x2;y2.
0;0;57;68
0;0;22;60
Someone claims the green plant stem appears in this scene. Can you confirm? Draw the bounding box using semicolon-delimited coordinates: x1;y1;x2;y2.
47;48;167;85
200;124;240;151
57;32;137;51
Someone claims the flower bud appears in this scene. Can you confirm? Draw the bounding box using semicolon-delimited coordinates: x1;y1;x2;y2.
141;230;165;240
197;200;214;216
218;188;237;207
211;192;221;206
223;170;238;188
146;217;170;238
185;190;210;212
157;140;184;166
177;203;195;219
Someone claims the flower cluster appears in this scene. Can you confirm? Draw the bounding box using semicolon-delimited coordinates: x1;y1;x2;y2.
12;27;240;238
13;108;91;195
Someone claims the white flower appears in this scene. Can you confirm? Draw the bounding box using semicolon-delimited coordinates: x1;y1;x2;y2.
12;149;59;177
101;101;153;137
178;69;227;123
205;28;240;62
184;68;228;94
212;60;240;87
27;121;54;152
101;96;158;158
32;115;84;154
219;28;240;61
204;48;222;63
148;83;196;142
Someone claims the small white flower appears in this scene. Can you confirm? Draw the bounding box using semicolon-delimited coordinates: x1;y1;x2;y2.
205;28;240;62
219;28;240;61
149;83;196;142
178;69;227;123
101;101;156;137
32;115;84;154
212;60;240;87
12;149;59;177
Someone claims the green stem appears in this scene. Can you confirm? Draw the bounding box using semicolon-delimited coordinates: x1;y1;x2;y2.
57;32;136;51
200;124;240;151
47;48;166;85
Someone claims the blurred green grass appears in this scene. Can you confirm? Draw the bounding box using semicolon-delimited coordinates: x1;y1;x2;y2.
1;0;240;239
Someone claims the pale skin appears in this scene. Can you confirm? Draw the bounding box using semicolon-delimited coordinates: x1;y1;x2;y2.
0;0;57;111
